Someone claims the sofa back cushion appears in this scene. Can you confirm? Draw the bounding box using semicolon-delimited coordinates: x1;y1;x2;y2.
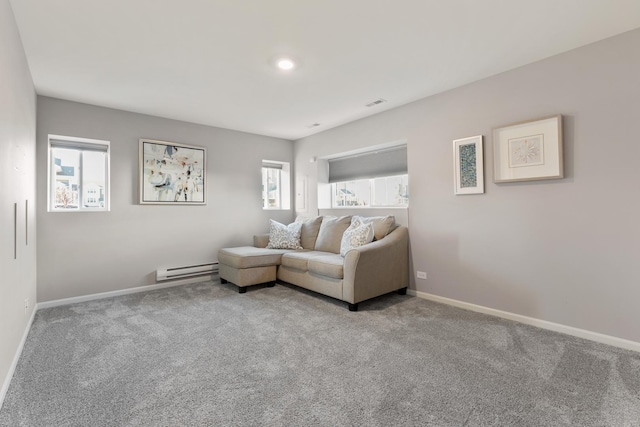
314;216;352;253
295;216;323;250
253;233;269;248
351;215;396;241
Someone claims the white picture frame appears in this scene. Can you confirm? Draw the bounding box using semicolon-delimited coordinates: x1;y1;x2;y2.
493;115;563;183
453;135;484;195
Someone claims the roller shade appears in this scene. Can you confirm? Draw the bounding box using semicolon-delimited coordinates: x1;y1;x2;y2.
50;138;109;153
262;161;283;170
328;146;407;183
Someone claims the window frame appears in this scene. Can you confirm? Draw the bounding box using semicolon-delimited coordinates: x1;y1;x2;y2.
262;160;291;210
48;134;111;212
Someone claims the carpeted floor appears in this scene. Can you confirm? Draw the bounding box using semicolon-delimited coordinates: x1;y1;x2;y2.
1;281;639;426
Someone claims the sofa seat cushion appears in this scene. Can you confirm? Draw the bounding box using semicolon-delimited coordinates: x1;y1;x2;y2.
308;254;345;279
218;247;292;269
281;251;333;272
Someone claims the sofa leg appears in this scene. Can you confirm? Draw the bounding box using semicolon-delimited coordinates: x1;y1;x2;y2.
238;287;247;294
266;281;276;288
348;303;358;312
397;287;407;295
220;278;228;284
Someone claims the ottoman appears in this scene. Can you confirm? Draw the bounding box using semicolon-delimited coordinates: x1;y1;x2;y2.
217;246;291;293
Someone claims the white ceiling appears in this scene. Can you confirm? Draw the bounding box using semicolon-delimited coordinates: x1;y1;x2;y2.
9;0;640;140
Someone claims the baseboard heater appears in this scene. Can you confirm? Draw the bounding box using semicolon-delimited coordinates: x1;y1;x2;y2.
156;262;219;282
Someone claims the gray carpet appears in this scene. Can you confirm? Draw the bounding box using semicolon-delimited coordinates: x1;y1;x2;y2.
1;281;639;427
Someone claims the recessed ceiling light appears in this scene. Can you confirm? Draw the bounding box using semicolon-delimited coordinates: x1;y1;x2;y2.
277;58;296;70
271;55;299;71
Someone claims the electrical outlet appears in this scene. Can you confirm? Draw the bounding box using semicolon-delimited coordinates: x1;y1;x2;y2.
416;271;427;280
24;298;29;314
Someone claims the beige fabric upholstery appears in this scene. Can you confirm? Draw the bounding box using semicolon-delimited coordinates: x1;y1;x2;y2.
297;216;323;249
352;215;396;241
253;234;269;248
280;252;311;271
314;216;351;253
308;254;344;279
342;226;409;304
277;266;343;300
217;218;409;307
280;251;332;271
219;264;276;287
218;246;289;269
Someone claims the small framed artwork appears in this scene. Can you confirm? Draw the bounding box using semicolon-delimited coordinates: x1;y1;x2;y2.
493;115;563;183
139;139;206;205
453;135;484;195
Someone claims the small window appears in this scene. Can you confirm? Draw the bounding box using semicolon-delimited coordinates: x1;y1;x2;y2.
332;174;409;208
262;160;290;210
48;135;110;212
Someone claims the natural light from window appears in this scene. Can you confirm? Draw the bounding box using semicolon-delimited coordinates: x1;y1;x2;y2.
262;160;291;210
49;135;110;212
332;174;408;208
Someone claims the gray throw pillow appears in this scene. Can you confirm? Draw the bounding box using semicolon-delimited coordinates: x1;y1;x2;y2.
314;216;352;253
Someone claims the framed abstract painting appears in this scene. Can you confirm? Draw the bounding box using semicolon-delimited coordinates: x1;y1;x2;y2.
493;115;563;183
139;139;206;205
453;135;484;195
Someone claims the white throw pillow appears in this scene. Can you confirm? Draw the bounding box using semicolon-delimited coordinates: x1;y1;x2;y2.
267;220;303;249
340;222;374;256
351;215;396;241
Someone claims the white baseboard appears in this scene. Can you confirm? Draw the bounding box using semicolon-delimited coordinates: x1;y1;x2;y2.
0;306;37;411
38;275;217;309
407;289;640;353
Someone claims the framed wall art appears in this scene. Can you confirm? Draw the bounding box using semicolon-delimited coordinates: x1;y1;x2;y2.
493;115;563;183
453;135;484;195
139;139;206;205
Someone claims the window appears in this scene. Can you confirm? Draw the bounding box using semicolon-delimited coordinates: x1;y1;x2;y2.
372;175;409;206
48;135;110;211
328;145;408;208
332;174;409;207
262;160;290;210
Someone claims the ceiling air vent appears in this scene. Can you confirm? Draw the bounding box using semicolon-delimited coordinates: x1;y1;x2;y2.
365;98;387;107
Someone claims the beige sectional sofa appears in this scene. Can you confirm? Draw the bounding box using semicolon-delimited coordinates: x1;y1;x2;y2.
218;215;409;311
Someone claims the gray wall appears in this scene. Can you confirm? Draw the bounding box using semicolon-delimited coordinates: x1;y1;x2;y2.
0;0;37;401
37;97;294;302
294;29;640;343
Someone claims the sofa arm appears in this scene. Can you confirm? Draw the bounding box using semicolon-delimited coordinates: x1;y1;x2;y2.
342;226;409;304
254;234;269;248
